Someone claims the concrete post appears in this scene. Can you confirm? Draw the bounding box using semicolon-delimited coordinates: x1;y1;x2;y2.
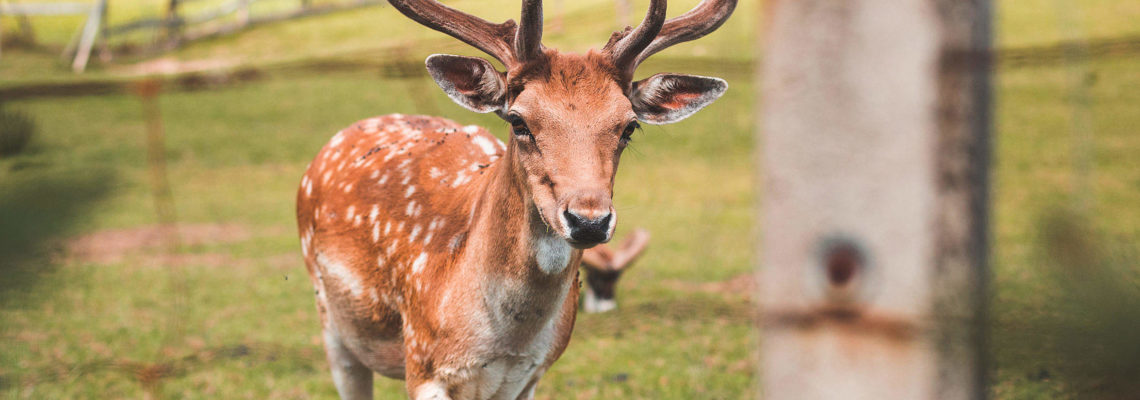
757;0;991;398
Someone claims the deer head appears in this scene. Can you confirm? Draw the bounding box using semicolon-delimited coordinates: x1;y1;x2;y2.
390;0;735;248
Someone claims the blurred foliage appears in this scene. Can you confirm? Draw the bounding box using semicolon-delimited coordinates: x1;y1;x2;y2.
0;104;36;157
0;167;115;305
995;206;1140;399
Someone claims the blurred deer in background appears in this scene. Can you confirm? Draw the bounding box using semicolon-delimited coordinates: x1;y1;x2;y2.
295;0;735;398
580;228;649;313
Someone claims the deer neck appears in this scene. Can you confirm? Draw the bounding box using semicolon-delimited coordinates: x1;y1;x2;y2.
467;145;578;285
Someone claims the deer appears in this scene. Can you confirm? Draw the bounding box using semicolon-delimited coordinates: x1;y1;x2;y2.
580;228;650;313
295;0;735;398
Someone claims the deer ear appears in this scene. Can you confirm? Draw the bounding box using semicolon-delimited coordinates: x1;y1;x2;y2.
425;54;507;113
630;74;727;124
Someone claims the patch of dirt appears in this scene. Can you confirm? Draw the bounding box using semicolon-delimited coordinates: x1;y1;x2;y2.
122;57;235;76
661;272;757;297
67;223;253;265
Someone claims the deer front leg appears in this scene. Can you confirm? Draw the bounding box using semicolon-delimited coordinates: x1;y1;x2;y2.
323;328;374;400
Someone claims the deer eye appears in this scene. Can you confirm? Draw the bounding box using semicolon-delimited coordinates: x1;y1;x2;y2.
620;121;640;144
508;115;532;138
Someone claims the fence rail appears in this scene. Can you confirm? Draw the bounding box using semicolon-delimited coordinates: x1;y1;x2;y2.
0;0;383;72
2;33;1137;99
102;0;383;53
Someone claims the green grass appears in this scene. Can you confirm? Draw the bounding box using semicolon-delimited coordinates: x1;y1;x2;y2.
988;55;1140;399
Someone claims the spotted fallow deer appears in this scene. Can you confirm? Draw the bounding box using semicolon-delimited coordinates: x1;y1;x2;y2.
295;0;735;398
580;228;650;313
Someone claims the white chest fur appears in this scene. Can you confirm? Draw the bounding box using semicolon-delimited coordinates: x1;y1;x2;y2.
533;233;572;275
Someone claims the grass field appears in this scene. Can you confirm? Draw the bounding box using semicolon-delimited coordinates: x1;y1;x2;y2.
2;0;1139;398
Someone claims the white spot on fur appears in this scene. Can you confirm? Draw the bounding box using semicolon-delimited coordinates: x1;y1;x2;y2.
449;234;464;252
329;131;345;147
300;234;311;258
379;173;390;185
369;205;379;223
406;201;417;216
428;167;444;179
405;186;416;198
409;224;422;243
343;182;354;193
411;253;428;273
345;205;356;222
462;125;480;134
472;135;497;155
384;221;392;235
452;171;469;187
317;253;363;297
372;223;380;242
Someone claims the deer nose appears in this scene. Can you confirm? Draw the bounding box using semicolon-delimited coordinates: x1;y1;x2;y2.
563;208;613;245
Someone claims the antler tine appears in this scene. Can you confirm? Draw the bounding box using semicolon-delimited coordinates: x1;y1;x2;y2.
388;0;520;65
604;0;667;81
633;0;737;66
514;0;544;62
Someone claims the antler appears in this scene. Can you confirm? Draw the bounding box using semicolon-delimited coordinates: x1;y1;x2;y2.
388;0;545;66
514;0;545;62
603;0;667;82
603;0;737;83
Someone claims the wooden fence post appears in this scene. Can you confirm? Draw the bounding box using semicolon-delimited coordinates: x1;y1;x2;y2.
70;0;105;72
165;0;181;44
237;0;251;27
757;0;991;398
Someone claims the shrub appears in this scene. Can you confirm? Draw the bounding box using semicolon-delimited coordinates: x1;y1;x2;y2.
0;107;36;157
